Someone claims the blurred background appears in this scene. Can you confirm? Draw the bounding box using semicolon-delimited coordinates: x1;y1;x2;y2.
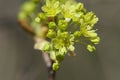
0;0;120;80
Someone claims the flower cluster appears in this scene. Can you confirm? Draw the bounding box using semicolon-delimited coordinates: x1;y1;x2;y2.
18;0;100;71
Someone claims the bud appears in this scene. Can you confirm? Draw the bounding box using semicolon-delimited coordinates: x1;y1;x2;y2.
52;62;60;71
22;2;36;14
84;30;97;38
48;22;56;29
47;29;56;38
87;45;96;52
35;17;41;23
68;45;75;51
18;12;27;19
74;31;81;38
90;37;100;44
84;12;94;22
56;53;64;62
50;51;56;61
38;13;46;20
58;20;68;31
75;3;84;12
42;43;51;51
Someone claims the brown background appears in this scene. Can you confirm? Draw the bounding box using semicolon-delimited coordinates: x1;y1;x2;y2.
0;0;120;80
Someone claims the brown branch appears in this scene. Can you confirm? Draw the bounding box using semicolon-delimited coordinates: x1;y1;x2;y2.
18;19;35;36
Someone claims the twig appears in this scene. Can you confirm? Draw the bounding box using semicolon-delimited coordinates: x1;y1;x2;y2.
42;53;56;80
19;19;56;80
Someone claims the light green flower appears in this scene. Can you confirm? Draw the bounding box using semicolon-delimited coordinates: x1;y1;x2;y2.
87;45;96;52
84;12;99;27
42;0;61;17
61;1;76;18
58;20;68;31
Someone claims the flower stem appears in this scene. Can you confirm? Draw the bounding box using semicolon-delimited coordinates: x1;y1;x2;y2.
42;52;56;80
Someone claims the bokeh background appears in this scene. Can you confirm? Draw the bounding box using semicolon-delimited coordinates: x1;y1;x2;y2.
0;0;120;80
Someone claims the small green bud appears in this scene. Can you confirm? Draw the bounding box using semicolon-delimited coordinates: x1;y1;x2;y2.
35;17;41;23
74;31;81;38
22;2;36;14
89;17;99;26
47;29;56;38
38;13;46;20
68;45;75;51
52;62;60;71
59;32;69;39
87;45;96;52
60;47;67;53
58;20;68;31
48;22;56;29
18;12;27;19
84;30;97;38
56;53;64;62
75;3;84;12
42;43;51;51
84;12;94;22
90;37;100;44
